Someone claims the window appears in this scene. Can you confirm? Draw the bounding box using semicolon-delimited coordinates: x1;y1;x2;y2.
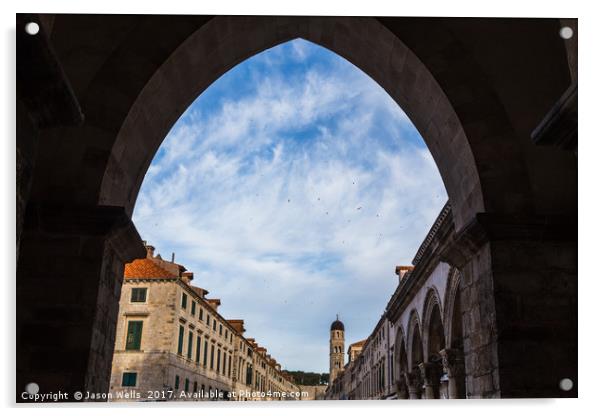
187;330;193;359
122;372;137;387
219;324;223;336
210;344;215;369
206;314;210;325
191;301;196;316
185;378;189;392
175;375;180;389
199;308;203;321
195;335;201;363
181;292;188;309
193;381;198;392
212;319;216;331
203;339;208;366
217;348;221;372
125;321;143;350
246;364;253;385
177;325;184;355
130;287;147;303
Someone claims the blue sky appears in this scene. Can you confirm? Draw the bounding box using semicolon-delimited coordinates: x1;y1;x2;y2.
133;39;447;373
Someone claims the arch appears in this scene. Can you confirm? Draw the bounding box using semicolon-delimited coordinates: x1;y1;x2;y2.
96;15;484;231
422;287;446;362
443;268;464;350
393;325;408;376
406;310;423;370
393;325;409;398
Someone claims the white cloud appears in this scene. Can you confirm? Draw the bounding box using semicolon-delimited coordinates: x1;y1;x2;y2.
132;40;447;372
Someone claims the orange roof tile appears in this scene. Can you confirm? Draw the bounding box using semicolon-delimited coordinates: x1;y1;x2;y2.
124;258;178;279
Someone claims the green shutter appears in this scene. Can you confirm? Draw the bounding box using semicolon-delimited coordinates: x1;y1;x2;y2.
196;336;201;363
187;331;193;359
181;293;187;309
177;325;184;355
125;321;143;350
131;288;147;302
122;372;137;386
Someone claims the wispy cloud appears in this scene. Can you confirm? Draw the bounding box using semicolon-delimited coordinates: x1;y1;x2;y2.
133;39;447;372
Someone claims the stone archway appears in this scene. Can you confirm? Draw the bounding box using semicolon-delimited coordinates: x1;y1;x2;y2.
393;326;409;399
406;311;423;399
17;14;578;399
421;289;446;399
97;15;484;231
441;269;467;399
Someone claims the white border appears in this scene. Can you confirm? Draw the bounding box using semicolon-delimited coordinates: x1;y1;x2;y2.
3;1;600;416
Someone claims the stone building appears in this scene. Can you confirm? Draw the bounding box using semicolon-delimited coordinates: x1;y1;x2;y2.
328;202;536;400
109;243;301;401
347;340;366;364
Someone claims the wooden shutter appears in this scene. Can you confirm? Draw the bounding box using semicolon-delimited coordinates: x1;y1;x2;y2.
126;321;143;350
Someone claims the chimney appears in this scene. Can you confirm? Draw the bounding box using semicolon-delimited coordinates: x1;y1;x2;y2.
182;271;194;284
145;244;155;258
395;265;414;282
171;252;175;263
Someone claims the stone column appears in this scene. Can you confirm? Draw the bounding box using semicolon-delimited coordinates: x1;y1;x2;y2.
442;213;577;398
404;371;422;399
396;373;408;399
16;204;145;402
440;348;465;399
419;362;442;399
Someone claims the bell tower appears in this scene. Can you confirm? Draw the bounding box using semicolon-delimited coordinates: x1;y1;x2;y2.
329;314;345;384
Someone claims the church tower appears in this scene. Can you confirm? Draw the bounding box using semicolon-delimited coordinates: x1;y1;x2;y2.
329;315;345;384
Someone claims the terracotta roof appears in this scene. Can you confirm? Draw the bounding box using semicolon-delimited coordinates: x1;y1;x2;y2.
124;258;178;279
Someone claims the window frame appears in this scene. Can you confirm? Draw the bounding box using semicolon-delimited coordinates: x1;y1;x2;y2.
125;320;143;351
130;287;148;303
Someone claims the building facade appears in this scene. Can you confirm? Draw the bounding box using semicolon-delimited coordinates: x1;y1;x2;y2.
326;203;474;400
109;243;301;401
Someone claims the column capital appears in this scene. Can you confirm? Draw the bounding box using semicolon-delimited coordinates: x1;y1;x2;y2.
418;361;442;387
439;348;465;378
